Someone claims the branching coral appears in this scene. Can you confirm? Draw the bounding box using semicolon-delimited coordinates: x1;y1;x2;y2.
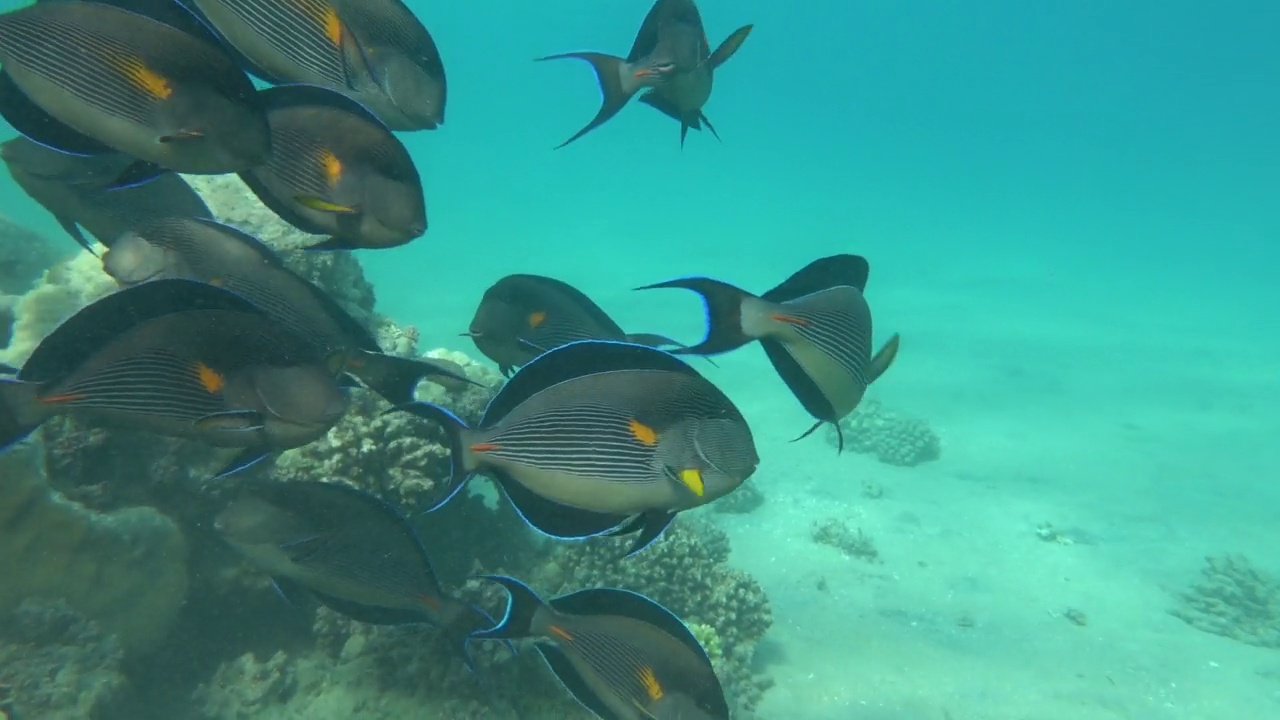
1171;554;1280;648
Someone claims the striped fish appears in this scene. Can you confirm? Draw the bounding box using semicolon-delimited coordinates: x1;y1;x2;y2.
334;0;447;130
216;480;495;669
238;83;425;251
2;136;211;254
394;340;758;556
465;273;683;377
636;254;900;452
0;279;347;477
0;0;270;173
474;575;729;720
102;216;473;404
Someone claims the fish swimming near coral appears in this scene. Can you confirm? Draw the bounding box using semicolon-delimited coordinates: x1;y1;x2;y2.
464;273;684;377
539;0;752;148
475;575;730;720
188;0;447;131
1;136;212;254
101;216;473;404
238;83;426;251
636;254;900;451
0;278;348;477
394;339;758;555
0;0;271;174
215;479;493;668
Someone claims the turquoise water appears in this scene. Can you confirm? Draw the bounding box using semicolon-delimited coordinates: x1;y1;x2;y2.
2;0;1279;718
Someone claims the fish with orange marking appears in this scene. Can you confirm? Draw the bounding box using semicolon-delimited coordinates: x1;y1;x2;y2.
0;279;348;478
465;273;683;377
0;0;270;174
538;0;752;148
239;84;426;251
391;339;758;556
637;255;901;451
474;575;729;719
101;216;471;405
215;479;496;672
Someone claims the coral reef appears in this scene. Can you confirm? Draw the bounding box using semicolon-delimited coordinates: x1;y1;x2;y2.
0;250;116;367
812;517;881;563
0;214;63;294
0;445;189;653
828;398;941;466
1171;554;1280;648
0;599;130;720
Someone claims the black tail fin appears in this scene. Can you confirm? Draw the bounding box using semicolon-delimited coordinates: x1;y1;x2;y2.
633;277;757;355
537;52;637;148
354;350;479;405
385;401;472;510
470;575;546;640
0;379;45;451
441;598;515;674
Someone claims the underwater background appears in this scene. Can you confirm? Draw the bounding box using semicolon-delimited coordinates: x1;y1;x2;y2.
2;0;1279;719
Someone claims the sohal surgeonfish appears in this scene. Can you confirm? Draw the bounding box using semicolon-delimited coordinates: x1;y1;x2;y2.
0;0;271;173
0;278;348;477
538;0;751;148
464;273;684;377
215;479;494;669
637;254;900;451
474;575;729;720
101;216;474;404
239;83;426;251
394;340;758;556
188;0;446;131
1;136;212;253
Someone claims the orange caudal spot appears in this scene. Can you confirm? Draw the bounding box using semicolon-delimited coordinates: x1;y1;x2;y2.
628;418;658;446
320;149;343;188
195;362;225;393
548;625;574;642
38;392;87;404
470;442;501;453
418;594;442;612
527;311;546;328
770;313;810;327
109;53;174;100
638;666;665;702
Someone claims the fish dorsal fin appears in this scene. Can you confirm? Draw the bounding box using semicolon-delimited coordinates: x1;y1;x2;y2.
259;83;392;134
81;0;224;47
18;278;262;385
536;644;620;720
505;274;627;337
762;254;870;302
481;340;695;425
627;0;697;62
550;587;712;665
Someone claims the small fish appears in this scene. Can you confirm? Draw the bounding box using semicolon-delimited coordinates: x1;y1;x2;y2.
474;575;729;720
0;0;270;173
336;0;448;131
464;273;683;377
539;0;751;148
393;340;758;555
636;255;900;451
215;479;493;668
2;136;211;254
239;83;426;251
0;278;348;477
102;216;473;404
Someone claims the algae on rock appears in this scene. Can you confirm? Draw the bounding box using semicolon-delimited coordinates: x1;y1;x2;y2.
1171;554;1280;648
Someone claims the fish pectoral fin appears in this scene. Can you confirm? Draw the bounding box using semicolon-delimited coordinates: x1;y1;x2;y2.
294;195;360;214
158;130;204;143
193;409;265;432
56;216;97;254
709;24;754;70
516;337;550;354
867;333;901;384
268;576;313;608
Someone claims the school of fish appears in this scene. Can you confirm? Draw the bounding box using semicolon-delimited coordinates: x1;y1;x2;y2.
0;2;899;718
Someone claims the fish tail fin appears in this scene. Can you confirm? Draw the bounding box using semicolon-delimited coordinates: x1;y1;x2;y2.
471;575;547;640
867;333;901;384
384;401;472;509
0;379;47;451
445;598;516;673
537;52;637;148
353;350;478;406
633;276;757;355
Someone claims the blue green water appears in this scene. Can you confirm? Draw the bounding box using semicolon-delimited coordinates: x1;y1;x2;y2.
2;0;1279;718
